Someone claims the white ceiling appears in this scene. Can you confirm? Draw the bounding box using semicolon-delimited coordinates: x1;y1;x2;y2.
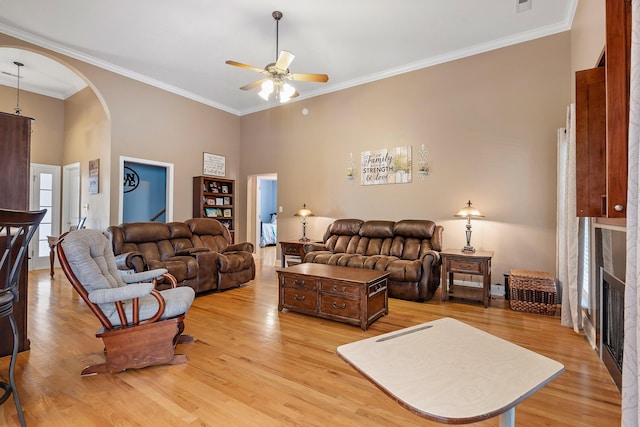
0;0;577;116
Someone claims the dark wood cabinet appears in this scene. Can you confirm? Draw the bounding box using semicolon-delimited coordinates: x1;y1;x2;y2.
0;111;33;356
576;67;606;216
576;0;631;218
192;176;235;242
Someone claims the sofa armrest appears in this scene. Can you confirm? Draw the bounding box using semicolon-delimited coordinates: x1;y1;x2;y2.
303;242;327;255
430;225;444;252
224;242;254;253
418;250;442;300
114;251;146;272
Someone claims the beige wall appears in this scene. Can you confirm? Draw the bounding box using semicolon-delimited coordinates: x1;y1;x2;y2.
240;32;572;281
0;84;64;165
64;87;111;230
0;33;241;228
570;0;606;100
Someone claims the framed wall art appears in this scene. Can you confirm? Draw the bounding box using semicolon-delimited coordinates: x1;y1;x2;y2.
203;152;226;177
360;146;412;185
88;159;100;194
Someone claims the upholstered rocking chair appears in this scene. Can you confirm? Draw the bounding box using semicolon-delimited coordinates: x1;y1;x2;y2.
56;229;195;375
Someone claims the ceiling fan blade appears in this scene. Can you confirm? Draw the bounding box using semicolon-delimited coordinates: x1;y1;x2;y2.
226;60;265;74
240;79;267;91
274;50;295;72
290;73;329;83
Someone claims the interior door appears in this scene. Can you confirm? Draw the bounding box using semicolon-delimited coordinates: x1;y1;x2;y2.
29;163;61;270
62;162;81;232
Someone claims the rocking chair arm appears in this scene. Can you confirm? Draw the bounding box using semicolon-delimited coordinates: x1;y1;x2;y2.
88;283;155;304
139;289;166;324
119;268;169;284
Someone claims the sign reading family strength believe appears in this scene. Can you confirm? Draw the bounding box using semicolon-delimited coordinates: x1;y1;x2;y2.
361;146;412;185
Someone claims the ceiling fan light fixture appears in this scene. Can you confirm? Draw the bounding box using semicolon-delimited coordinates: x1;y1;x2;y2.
226;11;328;103
259;79;274;100
279;82;296;103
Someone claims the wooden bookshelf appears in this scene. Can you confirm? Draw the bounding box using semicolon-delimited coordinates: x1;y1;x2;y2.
193;176;234;241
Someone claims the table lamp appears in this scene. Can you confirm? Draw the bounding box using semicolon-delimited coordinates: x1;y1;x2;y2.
294;204;314;241
453;200;484;253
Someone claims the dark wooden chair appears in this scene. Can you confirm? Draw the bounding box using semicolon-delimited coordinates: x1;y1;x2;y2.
56;229;195;376
0;208;47;427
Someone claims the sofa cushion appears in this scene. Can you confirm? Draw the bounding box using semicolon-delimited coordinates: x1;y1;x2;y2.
186;218;231;252
387;259;422;282
121;222;171;243
327;219;363;236
218;251;255;273
168;222;195;253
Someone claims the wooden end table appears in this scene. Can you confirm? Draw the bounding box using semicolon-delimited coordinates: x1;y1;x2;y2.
441;249;494;307
279;240;311;267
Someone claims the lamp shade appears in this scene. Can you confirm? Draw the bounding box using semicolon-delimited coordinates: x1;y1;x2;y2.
295;204;314;218
453;200;484;219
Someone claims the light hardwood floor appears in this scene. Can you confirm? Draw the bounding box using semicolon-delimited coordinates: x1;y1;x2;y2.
0;254;621;426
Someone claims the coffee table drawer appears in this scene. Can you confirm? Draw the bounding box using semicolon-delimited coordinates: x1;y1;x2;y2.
283;288;317;311
320;295;359;319
282;274;317;291
320;281;359;296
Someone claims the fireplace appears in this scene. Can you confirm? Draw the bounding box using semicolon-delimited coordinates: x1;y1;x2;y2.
593;225;625;392
600;267;624;391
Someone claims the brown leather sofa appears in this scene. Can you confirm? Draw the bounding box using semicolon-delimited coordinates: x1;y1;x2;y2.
107;218;255;294
303;219;443;301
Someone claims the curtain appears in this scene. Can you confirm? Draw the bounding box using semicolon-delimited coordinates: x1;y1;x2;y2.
558;104;581;333
623;1;640;423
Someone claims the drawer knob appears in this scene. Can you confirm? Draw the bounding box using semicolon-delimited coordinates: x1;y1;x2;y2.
615;204;624;212
332;285;347;292
293;294;306;301
332;302;347;309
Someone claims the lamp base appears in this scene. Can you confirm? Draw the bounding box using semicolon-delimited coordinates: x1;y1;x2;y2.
461;246;476;254
299;237;310;242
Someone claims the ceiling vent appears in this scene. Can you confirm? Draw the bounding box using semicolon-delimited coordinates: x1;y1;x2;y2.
516;0;532;13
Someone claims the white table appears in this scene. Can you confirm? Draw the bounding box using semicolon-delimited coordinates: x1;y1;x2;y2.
337;317;564;426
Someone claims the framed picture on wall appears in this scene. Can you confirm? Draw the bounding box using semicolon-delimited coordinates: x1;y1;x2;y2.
203;153;225;177
88;159;100;194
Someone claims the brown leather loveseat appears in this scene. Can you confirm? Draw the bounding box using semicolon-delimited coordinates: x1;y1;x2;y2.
303;219;443;301
107;218;255;294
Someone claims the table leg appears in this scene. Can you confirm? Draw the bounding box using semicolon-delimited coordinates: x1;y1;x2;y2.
49;245;55;277
499;407;515;427
441;267;448;302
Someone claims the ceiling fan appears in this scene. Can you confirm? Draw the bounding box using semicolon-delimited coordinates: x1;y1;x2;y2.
225;11;329;103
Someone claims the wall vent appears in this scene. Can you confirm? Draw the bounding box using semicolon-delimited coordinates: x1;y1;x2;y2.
517;0;532;13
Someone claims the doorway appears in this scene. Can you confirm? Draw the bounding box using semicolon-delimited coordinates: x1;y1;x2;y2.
247;174;278;264
28;163;61;270
119;156;174;223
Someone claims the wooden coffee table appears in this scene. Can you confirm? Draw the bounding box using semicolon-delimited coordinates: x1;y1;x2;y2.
277;263;389;330
337;317;564;426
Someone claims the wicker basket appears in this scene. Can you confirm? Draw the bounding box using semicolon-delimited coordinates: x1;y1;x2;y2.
509;269;557;316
